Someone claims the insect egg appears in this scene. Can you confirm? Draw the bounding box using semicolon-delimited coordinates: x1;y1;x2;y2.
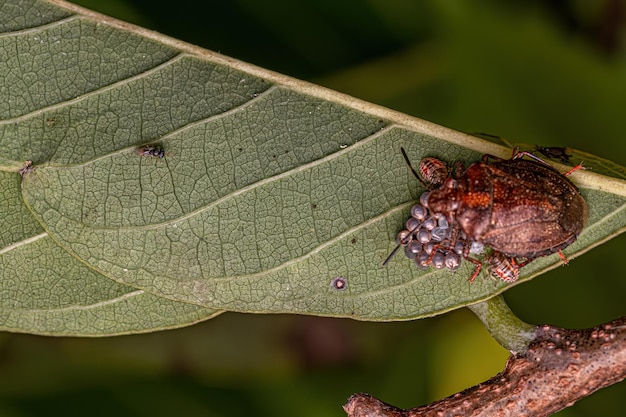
416;229;432;244
444;253;461;270
431;252;445;269
411;204;427;220
430;227;447;242
423;242;435;255
404;242;423;259
416;252;430;268
453;241;465;255
421;216;436;230
435;214;449;229
395;229;411;245
404;246;417;259
405;217;422;231
419;192;430;208
407;241;422;254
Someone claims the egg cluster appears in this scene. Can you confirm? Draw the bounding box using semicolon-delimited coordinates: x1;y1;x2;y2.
393;192;483;272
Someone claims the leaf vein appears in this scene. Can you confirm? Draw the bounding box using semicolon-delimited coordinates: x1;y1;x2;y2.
99;123;397;230
0;15;78;37
0;53;188;126
0;232;48;255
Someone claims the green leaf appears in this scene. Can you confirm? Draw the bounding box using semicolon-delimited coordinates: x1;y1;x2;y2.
2;0;626;334
0;171;220;336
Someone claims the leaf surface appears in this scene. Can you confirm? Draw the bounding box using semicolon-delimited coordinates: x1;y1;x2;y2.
2;0;625;334
1;167;219;336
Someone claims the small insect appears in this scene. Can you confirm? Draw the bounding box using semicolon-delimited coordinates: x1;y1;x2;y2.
401;149;448;188
534;146;572;164
136;144;165;158
19;160;33;177
419;158;449;187
487;252;524;282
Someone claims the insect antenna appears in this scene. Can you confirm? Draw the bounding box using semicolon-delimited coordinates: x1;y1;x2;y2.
400;147;429;188
382;244;402;267
382;222;420;267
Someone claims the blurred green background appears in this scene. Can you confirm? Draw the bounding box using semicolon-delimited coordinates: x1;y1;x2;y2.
2;0;625;416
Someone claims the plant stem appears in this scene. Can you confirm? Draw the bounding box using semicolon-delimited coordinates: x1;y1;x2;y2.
345;316;626;417
467;295;536;353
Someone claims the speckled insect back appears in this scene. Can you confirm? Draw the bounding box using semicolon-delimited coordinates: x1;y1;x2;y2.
426;151;587;258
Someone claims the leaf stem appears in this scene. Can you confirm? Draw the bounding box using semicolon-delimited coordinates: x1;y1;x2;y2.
467;295;536;353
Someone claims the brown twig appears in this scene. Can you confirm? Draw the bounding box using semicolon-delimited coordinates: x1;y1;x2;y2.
344;316;626;417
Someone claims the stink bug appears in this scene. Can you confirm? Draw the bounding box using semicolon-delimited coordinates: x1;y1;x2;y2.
424;150;588;281
426;151;587;259
390;148;587;282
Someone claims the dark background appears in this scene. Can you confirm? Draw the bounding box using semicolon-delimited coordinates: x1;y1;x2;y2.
2;1;625;416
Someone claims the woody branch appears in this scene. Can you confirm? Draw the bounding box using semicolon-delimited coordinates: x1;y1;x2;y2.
344;316;626;417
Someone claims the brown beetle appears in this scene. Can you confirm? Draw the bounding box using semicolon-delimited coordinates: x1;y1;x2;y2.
425;150;588;281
